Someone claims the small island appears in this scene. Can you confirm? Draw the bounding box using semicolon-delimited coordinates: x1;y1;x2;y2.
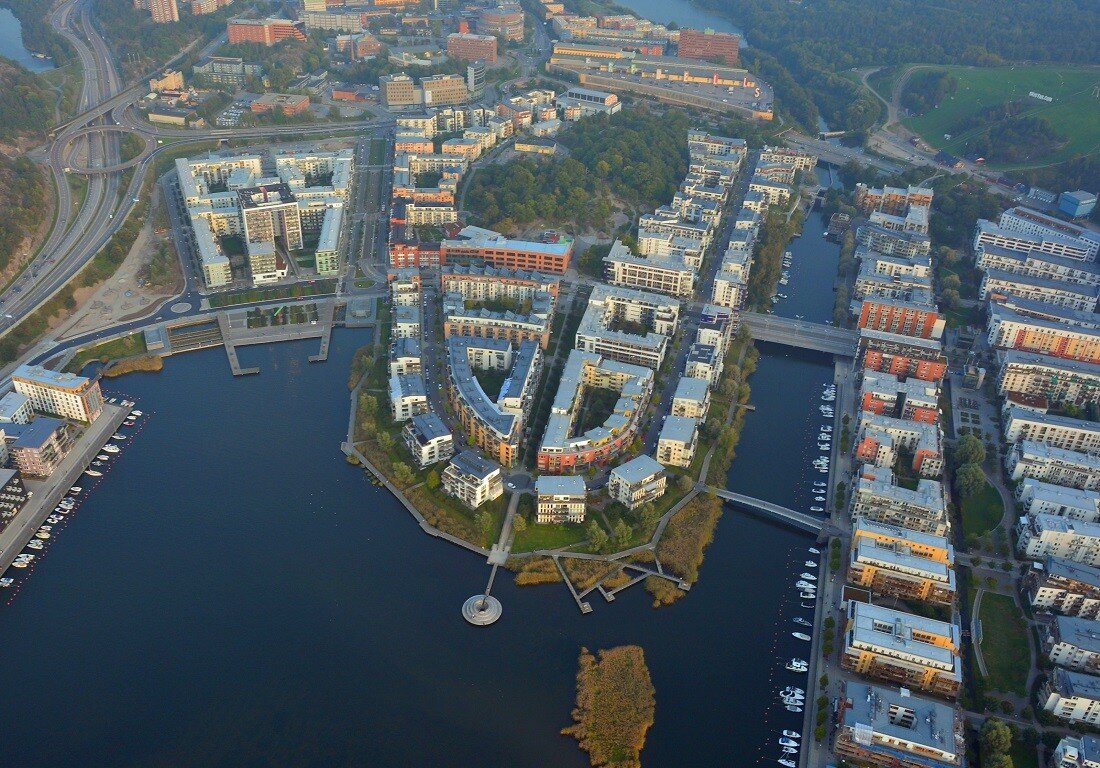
563;646;656;768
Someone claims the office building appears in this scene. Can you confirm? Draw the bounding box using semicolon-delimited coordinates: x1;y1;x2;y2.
657;415;698;468
676;27;740;65
1061;191;1097;219
608;454;666;510
251;93;311;117
447;32;497;63
479;5;524;40
835;682;964;768
535;475;587;524
13;365;103;423
227;17;305;46
555;87;621;117
402;412;455;468
842;601;961;696
441;451;504;509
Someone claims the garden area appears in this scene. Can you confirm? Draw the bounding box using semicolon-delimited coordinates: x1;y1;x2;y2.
977;592;1031;695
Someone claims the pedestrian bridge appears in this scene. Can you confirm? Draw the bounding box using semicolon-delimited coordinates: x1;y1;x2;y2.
704;486;835;534
742;312;858;357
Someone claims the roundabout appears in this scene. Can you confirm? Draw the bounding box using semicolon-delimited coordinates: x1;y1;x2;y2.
62;125;155;175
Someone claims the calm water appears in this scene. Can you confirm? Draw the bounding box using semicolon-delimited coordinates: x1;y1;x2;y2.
0;7;54;72
774;210;842;325
613;0;742;37
0;334;820;767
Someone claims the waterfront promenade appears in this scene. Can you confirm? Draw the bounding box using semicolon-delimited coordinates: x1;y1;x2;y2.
0;404;131;575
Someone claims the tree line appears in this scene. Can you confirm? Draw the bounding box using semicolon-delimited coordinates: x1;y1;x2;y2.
0;57;54;141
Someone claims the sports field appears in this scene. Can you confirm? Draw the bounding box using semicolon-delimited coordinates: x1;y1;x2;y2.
902;64;1100;167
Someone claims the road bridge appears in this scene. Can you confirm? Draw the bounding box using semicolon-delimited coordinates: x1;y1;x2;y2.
63;125;155;174
704;486;836;534
742;312;858;356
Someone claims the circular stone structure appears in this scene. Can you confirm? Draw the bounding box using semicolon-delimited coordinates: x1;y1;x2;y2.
462;594;502;626
170;302;192;314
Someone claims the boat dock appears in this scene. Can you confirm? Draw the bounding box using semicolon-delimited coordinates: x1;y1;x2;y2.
0;404;132;576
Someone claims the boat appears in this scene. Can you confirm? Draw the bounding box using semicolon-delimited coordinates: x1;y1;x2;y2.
795;580;815;589
84;470;103;477
0;578;13;587
785;659;808;671
780;737;799;747
800;592;817;600
123;421;136;427
97;454;110;461
801;573;817;582
28;538;45;547
779;759;797;767
35;532;49;540
783;730;802;739
815;496;826;501
69;486;82;494
818;443;831;450
808;547;820;554
804;560;817;567
793;617;811;626
784;707;802;716
782;746;799;754
11;560;27;568
112;434;127;440
130;410;143;417
823;425;833;432
782;686;804;695
792;632;811;641
810;506;825;511
103;445;120;453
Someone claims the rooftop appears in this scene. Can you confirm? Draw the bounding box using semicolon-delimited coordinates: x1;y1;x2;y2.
841;681;962;762
448;450;501;481
659;415;698;445
611;454;665;485
1053;615;1100;653
673;375;710;404
535;475;586;496
13;364;92;391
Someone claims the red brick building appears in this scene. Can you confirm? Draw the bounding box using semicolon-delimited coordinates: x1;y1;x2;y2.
446;32;498;63
227;17;305;46
251;93;311;116
390;241;443;268
441;236;573;274
677;28;740;66
479;5;524;41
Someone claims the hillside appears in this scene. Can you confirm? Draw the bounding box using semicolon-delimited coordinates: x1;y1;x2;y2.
0;153;49;276
0;56;55;142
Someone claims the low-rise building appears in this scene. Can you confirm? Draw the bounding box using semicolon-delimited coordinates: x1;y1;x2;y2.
535;475;587;523
1042;668;1100;727
671;376;710;420
402;412;454;468
835;681;964;768
608;454;666;510
1044;615;1100;672
1027;557;1100;619
441;451;504;509
841;601;962;697
657;415;698;468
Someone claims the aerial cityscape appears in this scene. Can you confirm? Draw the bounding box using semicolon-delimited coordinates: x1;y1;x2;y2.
0;0;1096;764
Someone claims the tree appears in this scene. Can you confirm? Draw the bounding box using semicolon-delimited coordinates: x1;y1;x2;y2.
941;288;961;309
376;432;395;453
942;273;962;292
586;520;609;552
980;718;1013;757
475;510;493;536
983;755;1014;768
955;434;987;466
613;519;632;545
358;393;378;419
392;462;415;487
677;475;694;493
511;513;527;534
638;503;659;530
426;470;440;490
955;463;987;498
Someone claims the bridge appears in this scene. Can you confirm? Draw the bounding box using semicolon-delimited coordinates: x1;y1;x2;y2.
704;486;837;535
742;312;859;356
63;125;155;174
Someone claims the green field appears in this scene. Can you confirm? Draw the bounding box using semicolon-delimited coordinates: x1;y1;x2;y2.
977;592;1030;695
960;479;1005;537
902;64;1100;167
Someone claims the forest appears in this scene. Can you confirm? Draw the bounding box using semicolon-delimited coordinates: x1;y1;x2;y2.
94;0;236;78
0;154;48;275
694;0;1098;134
0;57;55;141
900;70;958;116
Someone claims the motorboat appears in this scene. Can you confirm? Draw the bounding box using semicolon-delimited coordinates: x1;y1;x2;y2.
783;730;801;739
800;592;817;600
11;560;27;568
818;443;831;450
818;433;831;440
823;425;833;432
815;496;826;502
808;547;820;554
0;577;13;587
783;707;802;716
782;686;804;695
47;516;62;524
780;737;799;747
792;632;811;641
123;421;136;427
782;746;799;754
810;506;825;511
17;553;34;561
785;659;808;671
39;526;51;532
97;454;110;461
112;434;127;440
795;580;816;589
817;467;829;473
130;410;143;417
103;445;120;453
35;532;49;540
27;539;44;548
69;486;82;494
805;560;817;567
779;759;797;767
793;617;812;626
84;470;103;477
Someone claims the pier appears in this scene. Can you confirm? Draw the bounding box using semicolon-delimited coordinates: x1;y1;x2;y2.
0;403;132;576
741;312;858;356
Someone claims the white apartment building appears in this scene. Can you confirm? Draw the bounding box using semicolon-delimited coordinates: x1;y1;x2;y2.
1042;668;1100;727
1018;478;1100;522
535;475;587;524
977;244;1100;287
441;451;504;509
996;206;1100;260
603;240;696;299
402;412;454;467
1045;615;1100;672
974;219;1096;262
850;474;947;536
671;376;711;420
657;415;698;468
12;365;104;423
1028;557;1100;619
759;145;816;172
999;351;1100;407
980;268;1099;312
1004;405;1100;455
1019;514;1100;566
608;454;666;510
389;374;429;421
575;285;679;370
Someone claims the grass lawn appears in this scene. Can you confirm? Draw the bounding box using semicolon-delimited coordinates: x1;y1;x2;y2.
944;304;981;329
902;64;1100;167
208;279;337;308
66;332;147;372
977;592;1030;695
960;479;1005;537
513;522;589;553
1009;738;1040;768
368;137;386;165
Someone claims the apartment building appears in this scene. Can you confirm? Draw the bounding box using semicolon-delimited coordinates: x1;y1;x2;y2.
686;129;746;172
3;418;72;478
850;474;947;536
835;682;964;768
988;299;1100;363
0;391;32;425
389;337;422;377
860;370;938;422
603;240;695;299
974;219;1097;262
685;343;722;387
748;175;790;206
849;534;956;605
677;28;739;65
671;376;711;420
1018;478;1100;522
1003;406;1100;455
1027;557;1100;619
842;601;962;697
441;451;504;510
1008;441;1100;490
480;4;524;40
759;145;816;172
977;244;1100;287
392;305;421;340
855;184;934;216
857;221;932;258
389;374;428;421
859;329;949;383
537;350;653;473
13;365;103;423
998;351;1100;407
857;297;944;340
1042;668;1100;726
442;299;553;349
446;337;528;467
1018;514;1100;566
575;285;679;370
608;454;667;510
853;517;954;564
441;226;573;274
980;268;1099;312
657;415;698;468
853;257;934;302
535;475;587;524
1051;736;1100;768
995;206;1100;260
402;412;455;468
1045;615;1100;672
856;411;944;477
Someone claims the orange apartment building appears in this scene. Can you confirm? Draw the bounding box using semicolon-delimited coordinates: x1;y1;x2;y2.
227;17;305;46
858;298;943;340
